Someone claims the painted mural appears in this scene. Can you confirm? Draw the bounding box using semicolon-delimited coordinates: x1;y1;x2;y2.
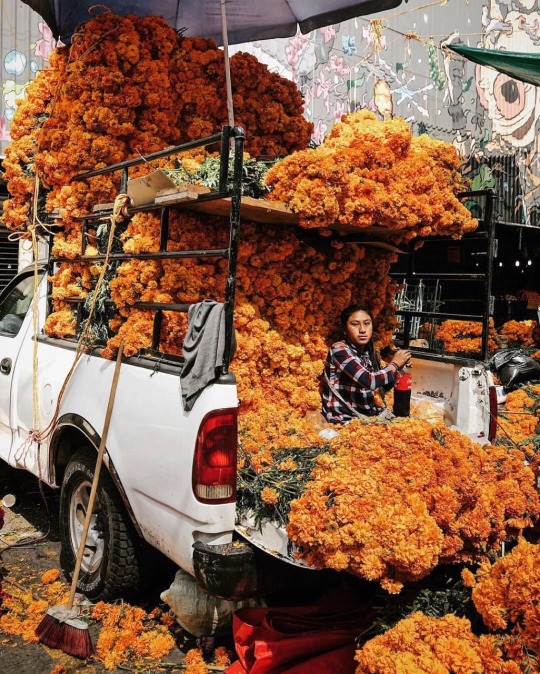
0;0;56;153
230;0;540;227
2;0;540;226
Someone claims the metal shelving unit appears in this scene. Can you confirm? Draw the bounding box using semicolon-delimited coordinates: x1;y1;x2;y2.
391;189;497;362
46;125;245;372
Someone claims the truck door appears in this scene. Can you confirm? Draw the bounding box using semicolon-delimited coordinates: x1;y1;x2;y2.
0;270;43;462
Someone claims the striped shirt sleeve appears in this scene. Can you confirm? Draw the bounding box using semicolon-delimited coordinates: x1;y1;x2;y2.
330;342;398;391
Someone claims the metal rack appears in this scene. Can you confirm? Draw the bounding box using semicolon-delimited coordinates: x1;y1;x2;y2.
391;189;496;362
46;125;245;372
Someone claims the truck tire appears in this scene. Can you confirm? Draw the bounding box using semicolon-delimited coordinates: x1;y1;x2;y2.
59;447;140;601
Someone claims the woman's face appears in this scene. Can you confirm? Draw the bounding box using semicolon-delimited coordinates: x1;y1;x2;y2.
345;310;373;349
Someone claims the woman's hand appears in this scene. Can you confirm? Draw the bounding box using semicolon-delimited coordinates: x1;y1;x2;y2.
390;349;412;369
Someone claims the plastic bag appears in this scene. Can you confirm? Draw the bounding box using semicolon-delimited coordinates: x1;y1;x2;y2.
411;396;447;424
160;568;260;637
489;349;540;391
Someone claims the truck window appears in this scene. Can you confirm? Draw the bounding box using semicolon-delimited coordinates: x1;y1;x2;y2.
0;273;42;337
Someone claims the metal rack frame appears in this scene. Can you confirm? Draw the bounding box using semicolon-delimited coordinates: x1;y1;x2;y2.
46;125;245;373
392;189;496;362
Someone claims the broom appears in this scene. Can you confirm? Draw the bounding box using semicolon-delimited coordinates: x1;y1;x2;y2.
36;342;124;658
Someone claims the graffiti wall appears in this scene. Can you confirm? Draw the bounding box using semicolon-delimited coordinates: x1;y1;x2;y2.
3;0;540;226
0;0;56;155
231;0;540;227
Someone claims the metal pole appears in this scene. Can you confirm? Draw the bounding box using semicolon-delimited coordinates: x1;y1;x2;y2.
222;127;244;373
221;0;235;128
481;189;496;362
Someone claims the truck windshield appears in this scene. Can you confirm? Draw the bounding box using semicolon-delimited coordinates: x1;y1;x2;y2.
0;272;43;337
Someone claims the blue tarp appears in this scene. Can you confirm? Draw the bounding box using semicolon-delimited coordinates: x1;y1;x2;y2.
21;0;403;45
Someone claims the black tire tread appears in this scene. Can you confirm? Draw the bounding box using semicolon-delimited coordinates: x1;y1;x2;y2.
59;447;141;601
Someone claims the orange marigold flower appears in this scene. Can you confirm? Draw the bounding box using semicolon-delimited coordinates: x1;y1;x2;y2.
461;568;476;588
40;569;61;585
260;487;279;505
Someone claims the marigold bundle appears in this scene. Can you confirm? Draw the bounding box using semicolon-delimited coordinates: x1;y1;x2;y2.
435;318;498;354
354;612;519;674
265;110;477;238
2;11;311;243
285;420;540;593
91;601;174;670
496;384;540;477
182;647;231;674
467;538;540;667
499;319;538;347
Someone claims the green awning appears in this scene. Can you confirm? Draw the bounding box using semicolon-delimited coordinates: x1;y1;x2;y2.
448;44;540;87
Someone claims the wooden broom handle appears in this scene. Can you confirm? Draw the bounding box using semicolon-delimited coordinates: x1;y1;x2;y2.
67;342;124;610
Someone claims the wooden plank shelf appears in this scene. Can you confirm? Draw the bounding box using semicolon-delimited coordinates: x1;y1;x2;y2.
75;177;407;246
185;194;299;227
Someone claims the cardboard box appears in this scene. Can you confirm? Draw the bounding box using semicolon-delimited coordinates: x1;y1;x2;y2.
127;169;179;207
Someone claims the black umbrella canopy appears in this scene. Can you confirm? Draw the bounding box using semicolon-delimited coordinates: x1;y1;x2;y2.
22;0;404;45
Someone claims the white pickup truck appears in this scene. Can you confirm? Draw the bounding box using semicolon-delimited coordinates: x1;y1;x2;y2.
0;259;498;599
0;263;241;601
0;126;500;630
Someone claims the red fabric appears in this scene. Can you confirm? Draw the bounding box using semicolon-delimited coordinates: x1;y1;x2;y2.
226;661;248;674
225;586;373;674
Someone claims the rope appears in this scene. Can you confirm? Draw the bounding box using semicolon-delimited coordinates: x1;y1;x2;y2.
16;192;130;459
383;0;456;22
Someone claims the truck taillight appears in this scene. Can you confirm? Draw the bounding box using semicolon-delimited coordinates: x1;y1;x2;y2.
488;385;498;442
193;409;238;504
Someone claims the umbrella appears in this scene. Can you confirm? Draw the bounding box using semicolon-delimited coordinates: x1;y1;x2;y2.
22;0;404;125
22;0;403;46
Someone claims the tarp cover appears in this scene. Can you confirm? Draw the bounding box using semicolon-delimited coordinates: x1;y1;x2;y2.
448;43;540;87
22;0;403;46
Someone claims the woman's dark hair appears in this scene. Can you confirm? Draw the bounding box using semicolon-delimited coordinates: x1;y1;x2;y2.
340;304;372;328
340;304;383;374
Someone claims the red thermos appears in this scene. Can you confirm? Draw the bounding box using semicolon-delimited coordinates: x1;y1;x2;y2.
393;369;412;417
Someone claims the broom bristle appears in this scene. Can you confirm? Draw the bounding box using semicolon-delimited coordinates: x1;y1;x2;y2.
35;613;65;648
35;606;93;658
61;621;94;659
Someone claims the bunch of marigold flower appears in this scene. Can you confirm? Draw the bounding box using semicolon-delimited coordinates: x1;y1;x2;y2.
2;11;311;242
354;611;520;673
496;384;540;480
499;320;538;347
435;318;498;354
286;419;540;593
265;110;477;239
92;601;175;670
463;538;540;669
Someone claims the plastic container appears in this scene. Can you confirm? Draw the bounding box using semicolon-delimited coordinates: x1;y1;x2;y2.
393;371;412;417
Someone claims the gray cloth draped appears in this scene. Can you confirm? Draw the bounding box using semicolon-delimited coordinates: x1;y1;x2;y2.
181;300;235;411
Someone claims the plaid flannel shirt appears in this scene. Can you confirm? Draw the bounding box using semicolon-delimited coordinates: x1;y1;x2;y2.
321;340;399;424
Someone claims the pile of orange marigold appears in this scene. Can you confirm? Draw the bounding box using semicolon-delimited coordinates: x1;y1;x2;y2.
434;318;540;355
265;110;477;238
353;536;540;673
355;611;517;673
434;318;498;354
467;537;540;669
2;11;311;238
285;419;539;593
499;319;538;347
496;384;540;477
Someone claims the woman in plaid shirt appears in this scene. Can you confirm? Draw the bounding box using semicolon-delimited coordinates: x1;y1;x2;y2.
322;304;411;423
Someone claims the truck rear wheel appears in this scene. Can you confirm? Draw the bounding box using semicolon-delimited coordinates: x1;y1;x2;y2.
59;447;141;601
